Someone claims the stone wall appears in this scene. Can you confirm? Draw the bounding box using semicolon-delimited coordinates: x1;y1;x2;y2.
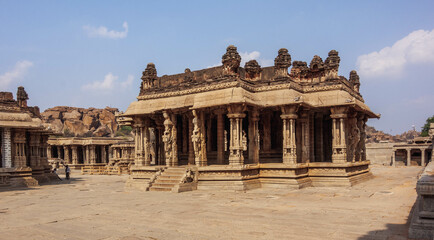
41;106;119;137
365;142;395;166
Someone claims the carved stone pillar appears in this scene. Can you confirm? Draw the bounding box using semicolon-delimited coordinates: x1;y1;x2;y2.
357;115;367;162
215;109;225;164
421;149;426;167
64;146;70;164
392;150;396;167
71;146;78;165
262;112;271;151
29;133;41;167
47;146;52;159
207;114;213;152
162;111;178;166
299;110;310;163
227;105;246;165
1;128;12;168
13;130;26;167
156;126;164;165
330;107;348;164
407;149;411;166
90;145;96;164
101;145;107;164
82;146;87;164
188;114;195;165
57;146;62;159
192;110;207;167
281;106;298;164
249;109;260;164
133;118;146;166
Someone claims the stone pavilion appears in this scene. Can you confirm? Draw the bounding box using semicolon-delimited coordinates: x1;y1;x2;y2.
122;45;380;191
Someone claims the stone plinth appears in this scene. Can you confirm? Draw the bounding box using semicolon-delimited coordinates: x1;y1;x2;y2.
409;161;434;239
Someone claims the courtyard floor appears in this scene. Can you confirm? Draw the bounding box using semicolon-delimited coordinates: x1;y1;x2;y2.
0;166;423;240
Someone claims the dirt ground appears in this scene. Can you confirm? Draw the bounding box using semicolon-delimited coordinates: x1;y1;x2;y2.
0;166;423;240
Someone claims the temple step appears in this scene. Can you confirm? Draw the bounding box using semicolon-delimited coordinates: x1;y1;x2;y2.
148;167;187;192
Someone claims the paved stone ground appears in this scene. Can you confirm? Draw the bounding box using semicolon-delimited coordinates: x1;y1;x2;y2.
0;166;423;240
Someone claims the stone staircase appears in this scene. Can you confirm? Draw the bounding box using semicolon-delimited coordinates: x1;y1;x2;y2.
149;167;186;192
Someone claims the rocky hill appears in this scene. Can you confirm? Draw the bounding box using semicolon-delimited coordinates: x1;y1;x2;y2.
41;106;119;137
366;125;420;143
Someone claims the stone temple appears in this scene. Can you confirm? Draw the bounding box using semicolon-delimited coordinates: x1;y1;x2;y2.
0;87;57;187
121;45;380;192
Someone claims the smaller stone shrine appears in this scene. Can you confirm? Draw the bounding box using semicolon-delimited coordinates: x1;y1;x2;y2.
0;86;57;187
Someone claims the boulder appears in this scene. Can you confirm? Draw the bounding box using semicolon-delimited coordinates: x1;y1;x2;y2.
63;110;81;121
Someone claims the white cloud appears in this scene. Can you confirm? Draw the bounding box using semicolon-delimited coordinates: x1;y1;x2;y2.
240;51;261;65
0;60;33;89
82;73;117;91
120;75;134;88
83;21;128;39
82;73;134;92
357;29;434;78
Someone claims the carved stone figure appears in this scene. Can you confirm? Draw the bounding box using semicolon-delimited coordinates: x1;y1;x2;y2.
162;111;174;165
222;45;241;75
274;48;291;78
242;130;247;151
191;110;202;163
347;116;360;162
244;60;262;80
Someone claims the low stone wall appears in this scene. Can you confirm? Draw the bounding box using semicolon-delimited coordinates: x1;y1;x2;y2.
366;142;394;166
409;161;434;239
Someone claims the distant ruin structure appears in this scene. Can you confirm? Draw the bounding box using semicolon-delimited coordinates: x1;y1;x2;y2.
122;45;379;192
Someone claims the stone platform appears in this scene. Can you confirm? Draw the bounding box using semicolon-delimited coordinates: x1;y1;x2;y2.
0;166;421;239
127;161;372;192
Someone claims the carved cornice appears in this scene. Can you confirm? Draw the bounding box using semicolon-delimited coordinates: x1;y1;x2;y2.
137;77;364;104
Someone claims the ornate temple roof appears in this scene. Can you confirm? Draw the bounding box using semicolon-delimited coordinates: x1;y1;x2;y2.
124;46;379;118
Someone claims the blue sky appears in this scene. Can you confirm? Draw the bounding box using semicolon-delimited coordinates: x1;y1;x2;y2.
0;0;433;134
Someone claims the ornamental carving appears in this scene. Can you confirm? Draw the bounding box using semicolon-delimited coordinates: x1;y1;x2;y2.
274;48;291;78
324;50;340;80
244;60;262;80
162;111;177;166
349;70;360;92
140;63;158;94
222;45;241;75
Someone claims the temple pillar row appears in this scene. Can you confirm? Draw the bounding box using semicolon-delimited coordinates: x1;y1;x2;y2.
281;106;298;164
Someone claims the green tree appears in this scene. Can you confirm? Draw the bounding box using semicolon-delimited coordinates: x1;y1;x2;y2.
115;125;132;137
421;115;434;137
